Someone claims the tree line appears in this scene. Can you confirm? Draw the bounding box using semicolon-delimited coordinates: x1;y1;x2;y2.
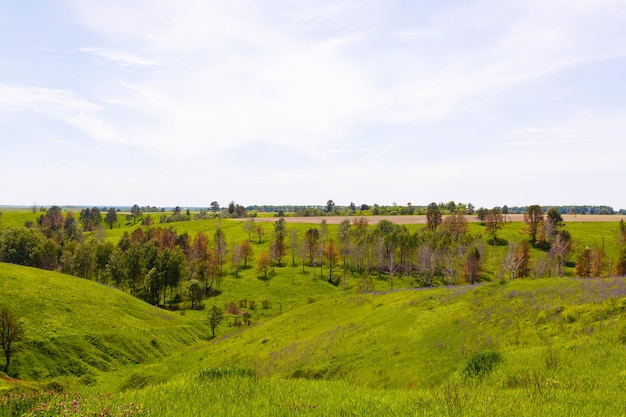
1;205;625;311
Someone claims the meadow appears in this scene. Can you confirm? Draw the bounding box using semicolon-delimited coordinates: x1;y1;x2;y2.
2;210;626;416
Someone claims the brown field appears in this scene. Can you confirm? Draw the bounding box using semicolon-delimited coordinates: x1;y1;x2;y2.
239;214;626;225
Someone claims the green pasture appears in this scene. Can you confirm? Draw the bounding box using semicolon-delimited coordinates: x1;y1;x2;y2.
4;266;626;416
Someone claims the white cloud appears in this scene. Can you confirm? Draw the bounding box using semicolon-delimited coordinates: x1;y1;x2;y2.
0;85;99;113
77;47;156;67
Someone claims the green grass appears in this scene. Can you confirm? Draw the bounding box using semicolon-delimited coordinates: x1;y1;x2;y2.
0;263;209;382
6;275;626;416
4;212;626;416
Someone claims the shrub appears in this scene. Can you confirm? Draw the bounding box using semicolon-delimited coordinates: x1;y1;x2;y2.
196;366;253;380
463;350;502;378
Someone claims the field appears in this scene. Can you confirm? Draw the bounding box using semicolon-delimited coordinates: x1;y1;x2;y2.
239;214;626;224
2;211;626;416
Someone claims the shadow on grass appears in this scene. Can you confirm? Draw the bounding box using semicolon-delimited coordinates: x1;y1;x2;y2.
486;237;508;246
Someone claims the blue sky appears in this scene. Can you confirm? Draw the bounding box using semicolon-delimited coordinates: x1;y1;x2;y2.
1;1;626;209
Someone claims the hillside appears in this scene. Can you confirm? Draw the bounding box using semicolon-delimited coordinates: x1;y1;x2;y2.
4;263;626;415
146;277;626;387
0;263;209;384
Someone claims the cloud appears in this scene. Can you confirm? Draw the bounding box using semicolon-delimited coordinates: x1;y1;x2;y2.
505;127;581;147
3;1;626;207
77;47;156;67
0;85;99;113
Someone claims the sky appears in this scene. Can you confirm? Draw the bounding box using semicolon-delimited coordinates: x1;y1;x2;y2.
1;1;626;210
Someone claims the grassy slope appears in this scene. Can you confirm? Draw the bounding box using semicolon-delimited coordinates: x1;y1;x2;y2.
0;263;209;384
96;277;626;416
3;263;626;415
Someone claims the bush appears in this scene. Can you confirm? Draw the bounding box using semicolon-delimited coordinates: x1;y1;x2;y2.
463;350;502;378
196;366;253;380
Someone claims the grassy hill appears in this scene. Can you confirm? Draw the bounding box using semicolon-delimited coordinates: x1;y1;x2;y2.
0;263;209;385
3;229;626;415
34;275;621;416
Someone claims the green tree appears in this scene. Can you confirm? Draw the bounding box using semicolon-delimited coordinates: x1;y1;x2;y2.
0;228;44;266
0;306;25;374
105;208;118;229
305;228;320;266
272;218;287;266
326;200;335;214
188;279;203;310
63;212;80;240
210;201;220;216
426;202;442;232
106;247;127;290
337;219;352;268
208;304;224;338
130;204;141;225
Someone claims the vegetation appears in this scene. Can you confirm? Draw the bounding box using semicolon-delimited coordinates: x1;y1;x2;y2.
0;306;25;374
2;205;626;415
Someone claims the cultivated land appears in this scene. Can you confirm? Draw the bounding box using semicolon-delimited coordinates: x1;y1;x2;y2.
2;210;626;415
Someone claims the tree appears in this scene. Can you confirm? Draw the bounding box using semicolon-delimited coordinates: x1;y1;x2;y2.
484;208;504;242
0;306;25;374
208;304;224;338
289;228;299;266
576;248;592;278
441;211;468;241
615;246;626;277
243;217;255;242
337;219;352;268
40;205;64;233
304;228;320;266
426;203;442;232
188;279;203;310
256;252;271;279
502;241;530;279
524;205;544;244
323;239;340;284
326;200;335;214
210;201;220;216
213;228;228;276
239;240;254;268
272;218;287;266
130;204;141;225
230;243;243;276
253;225;265;243
63;212;80;241
105;208;118;229
228;201;236;217
546;207;563;228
